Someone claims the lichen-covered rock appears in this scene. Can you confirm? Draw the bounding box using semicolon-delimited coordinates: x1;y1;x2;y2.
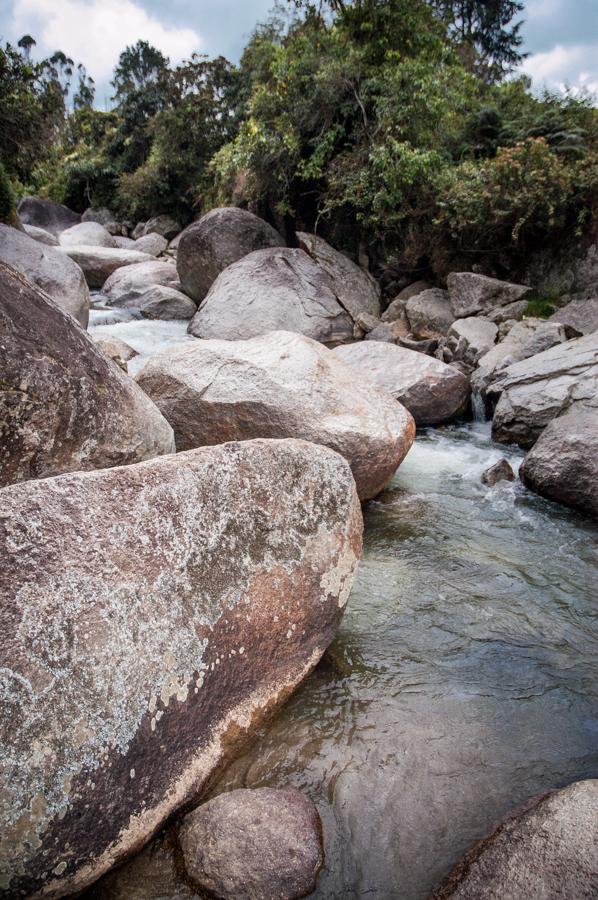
178;788;323;900
433;780;598;899
103;260;181;306
490;332;598;447
0;438;362;898
59;246;154;289
297;232;381;320
17;196;80;236
0;223;89;327
188;248;354;346
519;405;598;517
334;340;470;426
448;273;532;318
178;207;285;303
0;262;174;487
137;331;414;500
59;222;118;248
406;288;455;340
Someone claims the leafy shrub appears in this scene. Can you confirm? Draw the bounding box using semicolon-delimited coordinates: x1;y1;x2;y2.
0;162;19;226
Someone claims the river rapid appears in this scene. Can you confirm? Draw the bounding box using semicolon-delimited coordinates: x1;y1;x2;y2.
88;316;598;899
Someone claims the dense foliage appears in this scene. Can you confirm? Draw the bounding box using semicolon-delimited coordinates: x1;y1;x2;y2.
1;0;597;280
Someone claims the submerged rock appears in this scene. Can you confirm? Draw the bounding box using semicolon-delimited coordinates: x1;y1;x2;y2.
137;331;415;500
59;246;154;289
0;262;173;487
178;788;323;900
188;248;354;346
0;223;89;327
519;405;598;518
0;438;362;897
481;458;515;487
433;780;598;899
448;273;532;318
17;195;80;235
297;231;381;320
178;207;285;303
334;340;470;426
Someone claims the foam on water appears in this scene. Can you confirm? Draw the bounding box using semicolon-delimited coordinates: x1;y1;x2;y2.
89;309;193;375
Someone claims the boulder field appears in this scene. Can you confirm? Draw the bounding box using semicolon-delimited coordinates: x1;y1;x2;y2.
0;262;174;487
136;331;415;501
0;438;362;898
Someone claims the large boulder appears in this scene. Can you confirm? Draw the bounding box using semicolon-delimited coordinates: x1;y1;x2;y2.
136;331;415;500
59;221;117;248
188;248;354;346
519;405;598;517
490;331;598;447
406;288;455;340
334;340;470;426
58;246;154;289
129;285;197;320
178;788;323;900
549;296;598;336
297;232;381;320
177;207;285;303
433;780;598;899
0;262;174;487
440;317;497;369
0;438;362;897
0;223;89;327
22;224;59;246
103;259;181;306
142;214;181;240
448;272;532;319
17;195;80;236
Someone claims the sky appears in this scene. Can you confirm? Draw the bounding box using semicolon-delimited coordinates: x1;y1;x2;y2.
0;0;597;105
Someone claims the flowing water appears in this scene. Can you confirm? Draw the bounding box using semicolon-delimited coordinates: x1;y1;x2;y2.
89;308;193;375
86;316;598;897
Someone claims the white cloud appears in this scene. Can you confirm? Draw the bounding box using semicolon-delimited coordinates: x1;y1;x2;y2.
11;0;201;83
521;42;598;96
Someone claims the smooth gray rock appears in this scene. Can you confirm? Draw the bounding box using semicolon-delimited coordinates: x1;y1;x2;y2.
334;340;470;426
433;780;598;899
103;260;181;306
0;262;173;487
0;223;89;326
491;332;598;447
519;405;598;517
448;273;532;318
178;207;285;303
58;246;154;289
481;458;515;486
136;331;415;501
0;438;361;898
142;215;180;240
17;196;80;236
406;288;455;340
441;317;497;369
134;232;168;257
178;788;324;900
82;207;118;228
297;232;381;320
59;222;117;249
549;296;598;336
22;224;59;246
188;248;354;346
131;285;197;320
112;235;137;249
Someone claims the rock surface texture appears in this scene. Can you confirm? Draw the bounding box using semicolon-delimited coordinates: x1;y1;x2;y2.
137;331;415;500
448;273;532;318
177;207;285;303
0;223;89;327
0;263;174;487
334;341;470;426
549;296;598;336
59;246;154;289
519;405;598;517
188;248;354;346
490;332;598;447
297;232;381;320
103;260;181;306
178;788;323;900
17;196;80;235
0;438;362;898
433;780;598;899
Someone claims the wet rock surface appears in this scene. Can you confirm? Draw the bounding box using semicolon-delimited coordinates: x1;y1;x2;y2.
177;207;285;303
481;458;515;486
0;262;173;486
0;438;362;898
137;331;415;500
188;248;354;346
433;780;598;899
334;340;470;425
178;788;324;900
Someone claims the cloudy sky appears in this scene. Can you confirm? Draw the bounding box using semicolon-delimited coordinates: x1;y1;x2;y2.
1;0;597;104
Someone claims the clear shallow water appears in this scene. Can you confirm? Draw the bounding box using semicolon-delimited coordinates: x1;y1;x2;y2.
88;308;192;375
